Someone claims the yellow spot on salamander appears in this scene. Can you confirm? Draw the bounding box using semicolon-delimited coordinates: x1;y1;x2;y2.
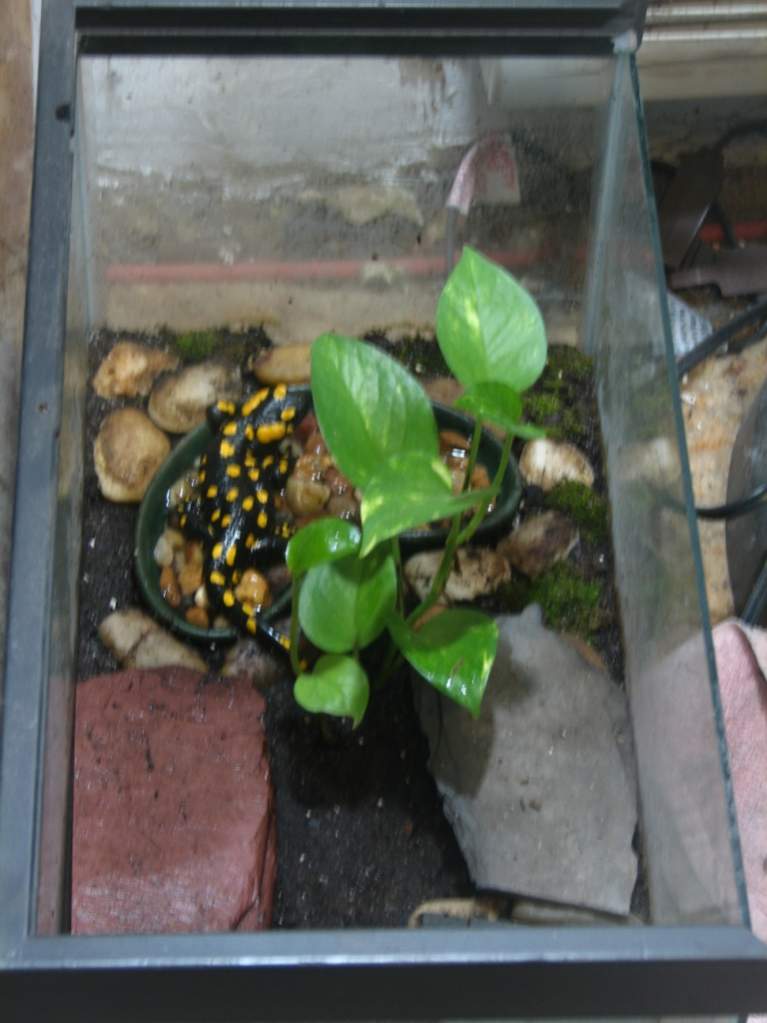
226;463;241;478
211;508;221;523
223;421;237;437
242;602;254;617
232;570;241;584
212;542;223;559
198;469;206;483
226;487;239;502
242;496;254;511
223;590;235;608
280;523;291;538
278;458;289;474
225;545;237;567
241;389;269;416
246;618;258;635
256;489;269;505
245;533;255;549
248;468;260;482
245;425;254;442
210;570;226;586
222;514;232;527
207;485;218;498
262;455;274;469
179;514;187;527
280;406;296;422
220;440;235;458
257;422;286;445
244;452;256;467
257;510;268;529
217;400;236;415
273;384;287;400
279;635;291;650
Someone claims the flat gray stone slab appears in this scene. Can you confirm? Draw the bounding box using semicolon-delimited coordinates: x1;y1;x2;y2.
417;605;638;915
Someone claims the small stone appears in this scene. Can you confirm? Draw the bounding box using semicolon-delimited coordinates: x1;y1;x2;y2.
159;565;181;608
519;438;595;492
98;608;206;672
285;476;331;517
177;542;204;596
405;547;511;603
153;533;175;568
93;408;171;503
194;585;209;610
185;606;209;630
234;569;271;610
249;343;311;385
221;639;284;686
148;361;241;434
92;341;179;398
498;510;579;578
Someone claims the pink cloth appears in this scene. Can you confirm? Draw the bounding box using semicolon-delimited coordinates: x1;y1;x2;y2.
715;620;767;938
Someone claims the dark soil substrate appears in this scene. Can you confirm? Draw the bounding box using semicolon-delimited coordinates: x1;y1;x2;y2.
76;328;634;928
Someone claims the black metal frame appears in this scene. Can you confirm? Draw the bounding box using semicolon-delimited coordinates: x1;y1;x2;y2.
2;0;766;1018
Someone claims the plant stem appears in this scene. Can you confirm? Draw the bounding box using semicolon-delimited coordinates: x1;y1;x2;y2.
289;576;302;675
404;416;480;627
456;431;513;546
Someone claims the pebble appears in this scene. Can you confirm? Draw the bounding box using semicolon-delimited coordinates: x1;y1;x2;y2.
519;438;595;492
93;408;171;503
249;343;312;384
92;340;179;398
98;608;206;672
148;360;242;434
497;510;579;578
404;546;511;603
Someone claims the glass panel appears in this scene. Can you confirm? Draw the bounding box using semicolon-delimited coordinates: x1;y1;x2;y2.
584;56;745;925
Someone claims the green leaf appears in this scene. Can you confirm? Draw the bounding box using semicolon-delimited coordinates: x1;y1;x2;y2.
359;451;497;557
298;547;397;653
388;609;498;718
311;332;438;490
436;247;547;394
294;654;370;728
454;381;545;438
286;518;361;575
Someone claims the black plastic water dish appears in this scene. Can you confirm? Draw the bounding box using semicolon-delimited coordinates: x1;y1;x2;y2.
136;386;522;644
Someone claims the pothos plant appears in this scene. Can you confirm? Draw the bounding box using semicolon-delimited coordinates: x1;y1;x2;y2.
285;246;547;727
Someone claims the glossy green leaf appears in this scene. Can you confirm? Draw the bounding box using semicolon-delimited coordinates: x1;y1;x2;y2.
436;247;547;394
286;518;361;575
294;654;370;728
454;381;545;438
298;547;397;653
359;451;497;557
311;332;438;490
388;609;498;718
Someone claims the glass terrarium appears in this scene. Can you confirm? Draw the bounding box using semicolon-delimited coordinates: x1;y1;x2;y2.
1;1;766;1018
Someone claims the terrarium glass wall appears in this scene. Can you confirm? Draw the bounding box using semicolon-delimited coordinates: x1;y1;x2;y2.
30;42;745;979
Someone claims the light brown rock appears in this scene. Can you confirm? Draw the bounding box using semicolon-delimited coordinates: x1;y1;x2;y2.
98;608;207;672
93;408;171;502
519;438;595;492
92;340;179;398
148;361;241;434
498;510;579;578
405;547;511;603
249;343;312;385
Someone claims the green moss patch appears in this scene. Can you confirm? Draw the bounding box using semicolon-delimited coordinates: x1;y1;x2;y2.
544;481;609;543
522;344;594;442
174;329;221;362
499;562;604;639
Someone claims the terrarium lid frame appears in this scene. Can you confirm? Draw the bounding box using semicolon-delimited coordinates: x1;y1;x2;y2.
2;0;767;1018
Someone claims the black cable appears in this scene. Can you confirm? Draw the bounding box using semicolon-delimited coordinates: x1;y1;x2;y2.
695;482;767;521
